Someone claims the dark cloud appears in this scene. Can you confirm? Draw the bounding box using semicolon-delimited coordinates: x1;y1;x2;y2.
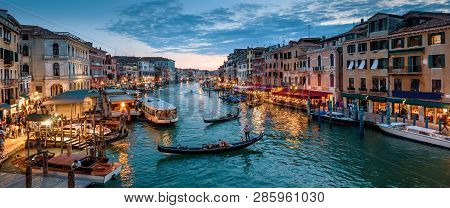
106;0;449;55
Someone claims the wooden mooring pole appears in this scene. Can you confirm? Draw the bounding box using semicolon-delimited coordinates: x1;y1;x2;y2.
68;168;75;188
43;151;48;176
25;165;32;188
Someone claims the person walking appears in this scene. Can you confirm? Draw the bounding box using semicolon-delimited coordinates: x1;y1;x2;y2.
243;124;251;141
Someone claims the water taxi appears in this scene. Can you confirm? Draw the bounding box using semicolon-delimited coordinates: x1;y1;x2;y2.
377;122;450;148
320;112;356;125
139;97;178;124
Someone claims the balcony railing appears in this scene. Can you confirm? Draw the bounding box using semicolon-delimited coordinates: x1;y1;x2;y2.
313;66;324;71
0;79;18;86
392;90;442;100
347;86;355;91
388;66;422;74
359;87;367;91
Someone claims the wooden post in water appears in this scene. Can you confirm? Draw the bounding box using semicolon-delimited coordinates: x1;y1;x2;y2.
70;104;73;143
439;117;442;132
93;111;97;157
60;117;64;155
328;100;332;127
68;168;75;188
425;117;429;128
26;123;30;157
25;165;32;188
359;106;365;138
43;151;48;176
386;103;391;125
307;98;311;122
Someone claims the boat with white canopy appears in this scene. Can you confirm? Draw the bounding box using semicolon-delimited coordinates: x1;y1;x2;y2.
139;97;178;124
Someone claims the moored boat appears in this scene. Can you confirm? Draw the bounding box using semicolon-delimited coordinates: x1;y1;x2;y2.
203;108;240;123
246;100;263;107
377;122;450;149
139;97;178;124
320;112;356;125
158;133;263;154
26;153;122;184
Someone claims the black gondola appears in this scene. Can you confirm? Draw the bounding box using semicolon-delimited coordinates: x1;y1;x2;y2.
203;108;240;123
157;133;263;155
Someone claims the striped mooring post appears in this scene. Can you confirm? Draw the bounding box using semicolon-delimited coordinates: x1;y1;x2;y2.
413;115;417;126
425;117;429;128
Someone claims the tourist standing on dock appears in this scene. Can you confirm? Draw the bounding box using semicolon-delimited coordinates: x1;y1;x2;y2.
243;125;251;141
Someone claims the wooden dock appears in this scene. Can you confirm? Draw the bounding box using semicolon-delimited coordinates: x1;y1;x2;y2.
0;172;93;188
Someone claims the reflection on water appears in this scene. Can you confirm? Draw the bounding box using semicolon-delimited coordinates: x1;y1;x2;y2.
96;82;450;188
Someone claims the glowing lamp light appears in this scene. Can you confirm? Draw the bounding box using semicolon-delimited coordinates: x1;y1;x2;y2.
41;119;52;126
121;102;126;108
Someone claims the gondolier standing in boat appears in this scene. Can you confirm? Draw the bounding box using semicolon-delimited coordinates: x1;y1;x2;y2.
243;125;251;141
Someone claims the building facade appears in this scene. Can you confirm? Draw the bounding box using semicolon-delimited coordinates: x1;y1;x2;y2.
22;25;91;98
0;9;21;114
87;43;107;88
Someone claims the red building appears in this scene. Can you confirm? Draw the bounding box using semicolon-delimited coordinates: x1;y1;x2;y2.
87;42;107;88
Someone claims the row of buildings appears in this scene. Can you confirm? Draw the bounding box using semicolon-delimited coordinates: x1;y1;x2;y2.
218;11;450;124
0;9;181;117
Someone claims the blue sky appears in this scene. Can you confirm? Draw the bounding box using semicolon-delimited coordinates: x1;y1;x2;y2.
1;0;449;70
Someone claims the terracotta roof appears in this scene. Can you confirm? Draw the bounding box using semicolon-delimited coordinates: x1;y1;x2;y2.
391;11;450;34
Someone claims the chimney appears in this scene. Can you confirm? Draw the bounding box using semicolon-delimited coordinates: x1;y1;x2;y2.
361;18;364;23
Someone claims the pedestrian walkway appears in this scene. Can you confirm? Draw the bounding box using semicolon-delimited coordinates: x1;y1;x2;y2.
0;172;92;188
0;135;27;165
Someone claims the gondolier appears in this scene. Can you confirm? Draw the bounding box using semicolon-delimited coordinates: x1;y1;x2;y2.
243;125;251;141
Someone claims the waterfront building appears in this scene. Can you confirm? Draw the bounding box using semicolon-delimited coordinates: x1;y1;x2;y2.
105;55;117;84
142;57;175;83
22;25;91;98
87;43;108;89
342;11;450;123
114;56;139;82
236;60;248;85
305;36;344;102
224;49;247;83
247;47;266;85
0;9;21;116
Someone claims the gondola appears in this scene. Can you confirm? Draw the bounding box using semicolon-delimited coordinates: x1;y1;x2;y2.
246;100;263;107
157;133;263;155
203;108;240;123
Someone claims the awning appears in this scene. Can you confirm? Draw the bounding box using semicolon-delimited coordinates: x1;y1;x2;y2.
386;97;405;103
0;103;11;110
347;61;354;70
341;93;368;100
26;114;53;122
404;99;450;108
43;90;99;105
371;59;378;70
358;60;366;69
389;47;425;55
368;96;387;102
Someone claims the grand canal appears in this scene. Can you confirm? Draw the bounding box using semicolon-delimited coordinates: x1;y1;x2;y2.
1;82;449;187
98;82;449;188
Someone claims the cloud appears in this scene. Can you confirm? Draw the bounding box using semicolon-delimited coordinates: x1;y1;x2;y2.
106;0;450;55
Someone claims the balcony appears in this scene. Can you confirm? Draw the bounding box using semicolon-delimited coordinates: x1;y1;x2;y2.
44;55;69;59
0;79;18;86
392;90;442;100
313;66;324;71
388;66;422;75
347;86;355;91
359;87;367;91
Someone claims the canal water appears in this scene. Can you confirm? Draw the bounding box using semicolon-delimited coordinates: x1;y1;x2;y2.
101;82;450;188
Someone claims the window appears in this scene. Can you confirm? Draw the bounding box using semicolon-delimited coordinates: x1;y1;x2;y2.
317;55;322;67
53;43;59;56
347;44;356;53
22;64;29;76
369;18;387;33
380;78;387;91
330;74;334;87
318;74;321;86
432;80;442;93
408;56;421;72
429;54;445;68
391;38;404;49
370;40;388;51
372;78;379;90
22;45;29;56
22;34;29;40
408;35;422;47
307;57;310;68
348;78;355;89
358;43;367;52
394;79;402;91
360;78;366;90
410;79;420;92
347;60;355;70
369;21;378;33
429;32;445;45
330;54;335;67
0;27;2;38
378;58;388;69
53;63;60;76
393;57;404;69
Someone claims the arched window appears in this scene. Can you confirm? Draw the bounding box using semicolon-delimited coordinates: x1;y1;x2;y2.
330;54;335;67
53;43;59;56
318;55;322;67
22;64;29;76
318;74;322;86
53;63;60;76
22;45;29;56
307;57;311;68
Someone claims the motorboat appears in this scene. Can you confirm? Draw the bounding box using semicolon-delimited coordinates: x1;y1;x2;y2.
377;122;450;148
139;97;178;124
